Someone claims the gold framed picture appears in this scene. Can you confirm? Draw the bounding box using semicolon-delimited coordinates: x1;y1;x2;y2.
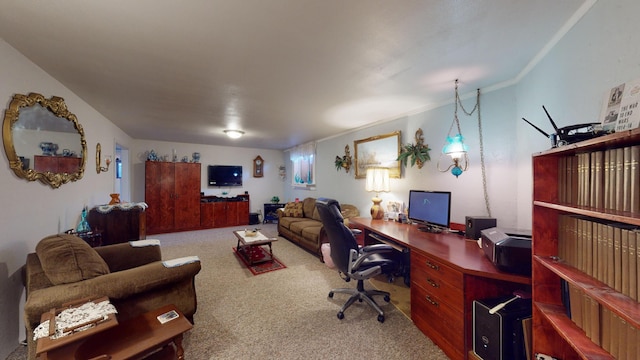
354;131;401;179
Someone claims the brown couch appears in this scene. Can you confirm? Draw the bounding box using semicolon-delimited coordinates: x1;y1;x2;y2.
23;234;201;360
277;197;359;256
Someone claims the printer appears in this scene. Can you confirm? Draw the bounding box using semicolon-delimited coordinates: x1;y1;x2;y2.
480;227;532;276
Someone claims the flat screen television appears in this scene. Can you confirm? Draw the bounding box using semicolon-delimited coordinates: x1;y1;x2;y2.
208;165;242;186
407;190;451;232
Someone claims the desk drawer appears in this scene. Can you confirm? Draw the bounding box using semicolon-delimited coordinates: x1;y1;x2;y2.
411;283;464;351
411;251;463;309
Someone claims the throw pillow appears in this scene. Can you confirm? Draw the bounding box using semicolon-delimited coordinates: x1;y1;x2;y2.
35;234;110;285
283;202;304;218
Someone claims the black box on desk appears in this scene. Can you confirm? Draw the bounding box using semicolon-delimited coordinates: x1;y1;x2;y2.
465;216;497;239
473;296;532;360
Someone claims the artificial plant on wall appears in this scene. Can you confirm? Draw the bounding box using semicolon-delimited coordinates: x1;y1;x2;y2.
334;145;353;173
397;128;431;169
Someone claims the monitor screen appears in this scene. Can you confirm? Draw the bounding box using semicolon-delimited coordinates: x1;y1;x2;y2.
208;165;242;186
407;190;451;231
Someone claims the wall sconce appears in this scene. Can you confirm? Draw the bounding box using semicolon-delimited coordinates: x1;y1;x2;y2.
437;79;479;178
365;167;390;219
96;143;111;174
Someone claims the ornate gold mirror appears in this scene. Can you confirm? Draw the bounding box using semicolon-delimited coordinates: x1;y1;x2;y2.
2;93;87;188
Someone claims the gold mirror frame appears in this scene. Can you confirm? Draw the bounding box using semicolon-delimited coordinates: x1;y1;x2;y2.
2;93;87;188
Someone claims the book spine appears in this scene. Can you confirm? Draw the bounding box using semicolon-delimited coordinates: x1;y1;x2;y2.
623;146;632;212
631;145;640;213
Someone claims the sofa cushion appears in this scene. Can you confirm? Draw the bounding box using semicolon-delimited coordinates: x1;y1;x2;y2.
290;219;322;235
279;216;308;230
302;197;316;218
301;226;322;244
283;202;304;217
35;234;110;285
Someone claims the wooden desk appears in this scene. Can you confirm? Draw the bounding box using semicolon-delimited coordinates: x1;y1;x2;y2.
349;217;531;360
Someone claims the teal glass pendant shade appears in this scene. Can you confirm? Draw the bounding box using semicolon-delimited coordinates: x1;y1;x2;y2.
442;134;468;159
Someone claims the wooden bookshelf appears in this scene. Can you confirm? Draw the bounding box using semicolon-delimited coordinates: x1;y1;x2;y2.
532;128;640;359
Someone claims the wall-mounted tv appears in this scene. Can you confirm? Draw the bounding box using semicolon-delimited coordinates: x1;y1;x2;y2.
208;165;242;186
407;190;451;232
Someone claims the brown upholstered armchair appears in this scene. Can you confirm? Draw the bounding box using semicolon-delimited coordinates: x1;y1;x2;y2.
22;234;201;360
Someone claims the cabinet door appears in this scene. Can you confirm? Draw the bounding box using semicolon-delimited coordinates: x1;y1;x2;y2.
174;162;201;230
237;201;249;226
200;203;214;228
226;202;239;226
212;202;228;228
145;162;175;234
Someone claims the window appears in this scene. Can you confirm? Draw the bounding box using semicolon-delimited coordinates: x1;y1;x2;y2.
290;142;316;186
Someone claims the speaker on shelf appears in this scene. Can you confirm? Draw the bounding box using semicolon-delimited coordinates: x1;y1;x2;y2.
465;216;497;240
473;296;532;360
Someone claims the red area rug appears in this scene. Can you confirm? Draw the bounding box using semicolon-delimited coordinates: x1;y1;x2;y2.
233;246;286;275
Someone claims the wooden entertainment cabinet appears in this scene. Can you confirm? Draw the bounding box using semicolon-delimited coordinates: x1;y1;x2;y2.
349;218;531;360
145;161;201;234
200;195;250;228
531;128;640;359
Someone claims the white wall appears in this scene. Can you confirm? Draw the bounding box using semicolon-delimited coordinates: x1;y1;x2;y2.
515;0;640;229
0;39;133;357
286;86;519;228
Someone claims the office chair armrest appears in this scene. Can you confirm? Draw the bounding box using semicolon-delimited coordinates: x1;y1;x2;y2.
360;244;395;254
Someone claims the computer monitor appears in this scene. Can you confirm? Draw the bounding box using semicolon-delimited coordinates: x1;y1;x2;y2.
407;190;451;232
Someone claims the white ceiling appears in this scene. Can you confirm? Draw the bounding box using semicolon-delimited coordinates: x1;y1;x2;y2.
0;0;588;150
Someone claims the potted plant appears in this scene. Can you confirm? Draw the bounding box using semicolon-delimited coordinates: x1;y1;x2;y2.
271;196;280;204
397;128;431;169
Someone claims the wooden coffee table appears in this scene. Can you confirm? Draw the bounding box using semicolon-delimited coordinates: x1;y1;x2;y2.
38;304;192;360
233;230;278;265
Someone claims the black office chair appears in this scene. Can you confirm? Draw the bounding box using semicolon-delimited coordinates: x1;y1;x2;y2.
315;198;400;322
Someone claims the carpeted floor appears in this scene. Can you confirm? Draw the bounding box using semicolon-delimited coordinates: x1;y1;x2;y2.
7;224;448;360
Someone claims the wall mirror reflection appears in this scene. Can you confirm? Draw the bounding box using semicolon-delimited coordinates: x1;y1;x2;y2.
2;93;87;188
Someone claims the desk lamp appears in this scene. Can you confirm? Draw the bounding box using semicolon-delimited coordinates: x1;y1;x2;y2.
365;167;390;220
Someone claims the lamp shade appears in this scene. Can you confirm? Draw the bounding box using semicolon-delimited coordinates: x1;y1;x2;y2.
442;133;468;160
365;167;390;193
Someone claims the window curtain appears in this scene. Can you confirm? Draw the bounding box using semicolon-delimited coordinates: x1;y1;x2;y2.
290;142;316;185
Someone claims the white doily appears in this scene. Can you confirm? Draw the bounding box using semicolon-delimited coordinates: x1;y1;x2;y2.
33;300;118;340
94;202;148;214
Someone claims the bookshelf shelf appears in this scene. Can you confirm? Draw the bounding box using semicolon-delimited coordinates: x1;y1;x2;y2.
532;129;640;359
536;256;640;325
535;302;614;359
533;201;640;226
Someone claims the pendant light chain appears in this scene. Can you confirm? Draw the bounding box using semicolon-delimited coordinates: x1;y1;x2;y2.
454;80;491;217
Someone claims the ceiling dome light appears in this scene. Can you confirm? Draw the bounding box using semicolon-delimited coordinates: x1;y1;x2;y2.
224;129;245;139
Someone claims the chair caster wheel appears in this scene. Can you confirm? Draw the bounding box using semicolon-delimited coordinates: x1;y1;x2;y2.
328;292;334;298
384;295;390;302
337;312;344;320
378;314;385;323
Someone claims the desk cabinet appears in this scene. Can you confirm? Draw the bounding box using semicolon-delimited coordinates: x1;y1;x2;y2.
411;249;465;360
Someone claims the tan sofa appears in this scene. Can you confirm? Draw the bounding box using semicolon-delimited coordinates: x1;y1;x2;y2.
277;197;359;256
23;234;201;360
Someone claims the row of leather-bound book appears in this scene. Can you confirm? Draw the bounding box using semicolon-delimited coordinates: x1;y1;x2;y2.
558;145;639;212
558;214;640;301
562;280;639;359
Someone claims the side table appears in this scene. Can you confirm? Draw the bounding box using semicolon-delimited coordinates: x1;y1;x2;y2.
263;203;284;223
64;229;103;247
